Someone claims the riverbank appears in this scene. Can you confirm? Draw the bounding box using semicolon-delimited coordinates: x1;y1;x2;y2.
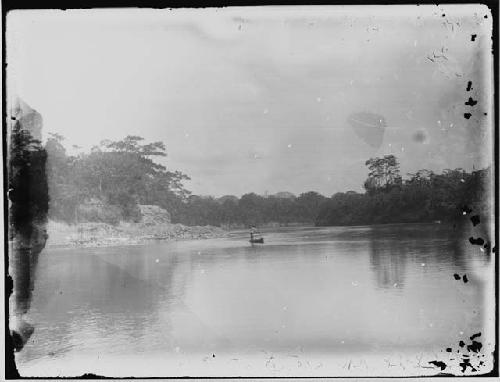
46;220;227;248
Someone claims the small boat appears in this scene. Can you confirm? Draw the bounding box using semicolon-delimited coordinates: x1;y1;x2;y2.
250;237;264;244
249;228;264;244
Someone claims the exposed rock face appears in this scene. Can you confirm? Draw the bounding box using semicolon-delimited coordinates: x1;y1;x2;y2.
43;204;226;248
8;97;48;356
76;198;123;224
139;204;171;225
9;97;43;141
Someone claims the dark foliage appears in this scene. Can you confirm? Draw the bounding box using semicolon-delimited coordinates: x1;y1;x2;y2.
45;135;191;224
9;121;49;238
316;156;492;227
46;137;491;230
8;120;49;362
172;191;327;227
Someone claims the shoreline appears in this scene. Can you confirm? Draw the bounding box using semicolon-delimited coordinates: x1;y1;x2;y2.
45;235;226;250
43;219;490;250
45;220;228;249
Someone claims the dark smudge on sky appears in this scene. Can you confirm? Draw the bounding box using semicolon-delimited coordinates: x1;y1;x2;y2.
347;112;386;149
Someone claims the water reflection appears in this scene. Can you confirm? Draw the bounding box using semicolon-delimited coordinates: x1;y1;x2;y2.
21;245;192;362
367;223;480;290
16;224;493;376
369;237;407;289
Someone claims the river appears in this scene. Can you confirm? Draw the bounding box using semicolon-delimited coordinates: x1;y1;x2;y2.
14;223;495;377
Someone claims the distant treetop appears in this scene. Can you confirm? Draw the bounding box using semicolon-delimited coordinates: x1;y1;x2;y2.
274;191;296;199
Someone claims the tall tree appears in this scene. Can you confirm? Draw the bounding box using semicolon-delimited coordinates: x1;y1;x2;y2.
364;155;402;194
44;135;191;223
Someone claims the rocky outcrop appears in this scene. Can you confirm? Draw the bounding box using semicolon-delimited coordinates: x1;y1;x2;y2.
139;204;171;225
9;98;43;140
8;97;49;359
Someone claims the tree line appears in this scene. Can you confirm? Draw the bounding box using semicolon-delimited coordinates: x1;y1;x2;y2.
176;191;326;227
316;155;492;227
177;155;491;228
44;136;491;228
44;134;328;226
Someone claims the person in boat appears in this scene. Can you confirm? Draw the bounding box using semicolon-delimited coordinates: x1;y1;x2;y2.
250;226;257;241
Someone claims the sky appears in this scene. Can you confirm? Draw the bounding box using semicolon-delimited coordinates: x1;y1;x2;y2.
7;5;493;197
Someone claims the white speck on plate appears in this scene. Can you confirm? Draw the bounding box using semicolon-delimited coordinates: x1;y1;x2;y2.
421;263;426;266
155;259;159;263
287;144;292;148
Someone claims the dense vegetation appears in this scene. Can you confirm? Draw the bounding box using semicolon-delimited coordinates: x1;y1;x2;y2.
316;155;492;227
45;136;491;228
9;121;49;241
175;191;327;227
45;134;190;224
45;134;328;226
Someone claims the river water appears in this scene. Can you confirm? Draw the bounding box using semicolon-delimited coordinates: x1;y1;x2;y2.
15;224;495;377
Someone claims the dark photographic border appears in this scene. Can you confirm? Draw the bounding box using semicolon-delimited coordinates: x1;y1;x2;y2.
2;0;498;378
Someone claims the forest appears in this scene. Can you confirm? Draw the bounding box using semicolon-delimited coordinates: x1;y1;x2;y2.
42;134;492;228
316;156;492;227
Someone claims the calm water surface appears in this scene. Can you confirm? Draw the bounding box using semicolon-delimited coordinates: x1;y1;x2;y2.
16;224;494;377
